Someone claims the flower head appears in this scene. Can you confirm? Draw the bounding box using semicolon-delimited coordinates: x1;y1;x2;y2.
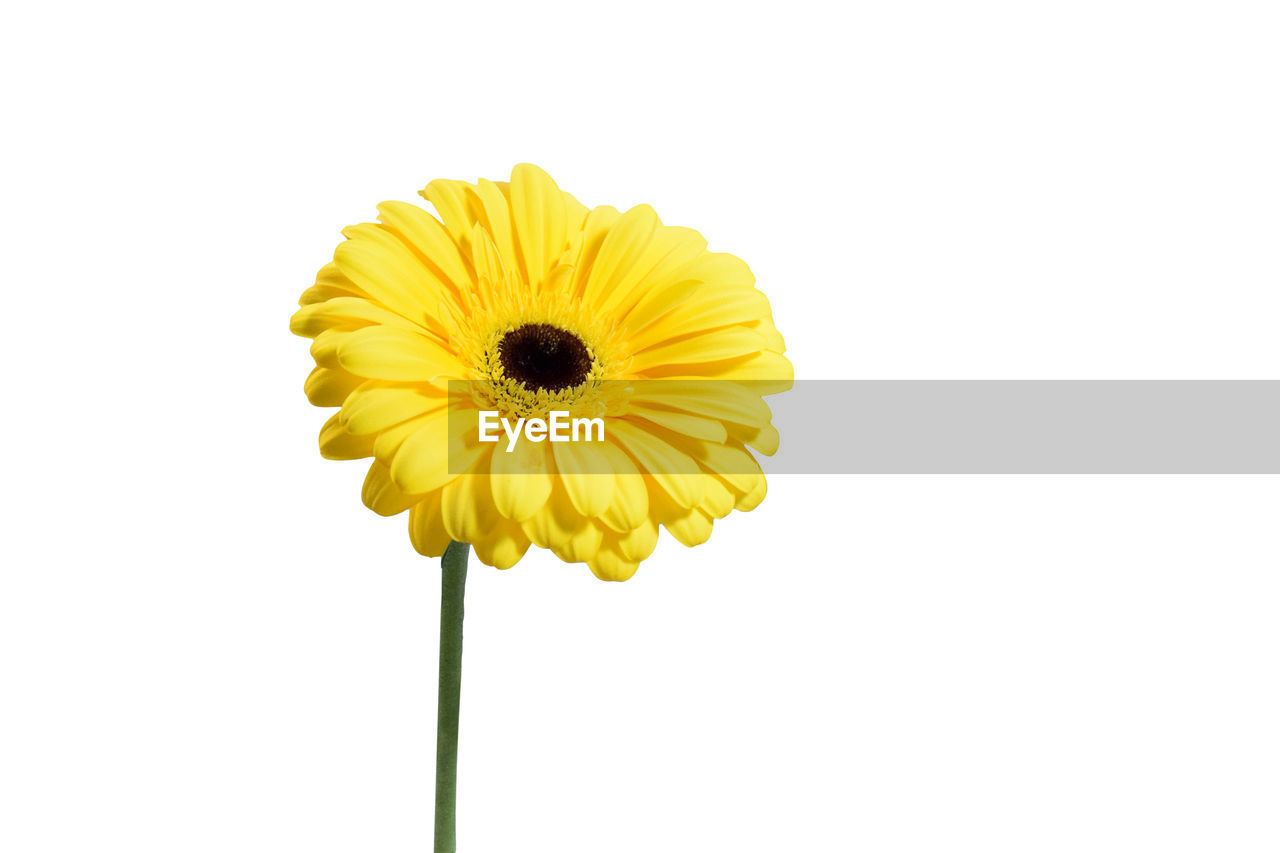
291;165;791;580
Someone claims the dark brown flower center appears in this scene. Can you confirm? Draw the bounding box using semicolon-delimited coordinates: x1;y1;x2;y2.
498;324;592;392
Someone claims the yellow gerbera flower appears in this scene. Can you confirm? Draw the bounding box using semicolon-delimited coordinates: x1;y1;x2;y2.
291;164;791;581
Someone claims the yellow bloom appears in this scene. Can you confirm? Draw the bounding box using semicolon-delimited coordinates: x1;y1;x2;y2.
291;165;791;580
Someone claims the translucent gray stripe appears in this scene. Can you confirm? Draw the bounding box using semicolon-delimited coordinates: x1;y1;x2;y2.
764;381;1280;474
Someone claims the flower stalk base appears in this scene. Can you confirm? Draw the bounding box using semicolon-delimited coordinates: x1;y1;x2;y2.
435;541;469;853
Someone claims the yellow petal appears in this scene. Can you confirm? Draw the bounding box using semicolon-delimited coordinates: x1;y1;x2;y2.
643;351;794;394
290;296;420;338
608;421;704;509
333;224;450;332
299;262;365;306
596;225;708;317
627;406;728;444
340;385;448;436
615;518;659;562
676;251;755;288
408;490;450;557
747;317;787;353
469;223;509;305
310;329;347;368
389;407;483;494
728;420;781;456
319;413;375;460
548;516;603;564
304;366;362;407
336;326;460;383
561;190;591;242
700;475;735;519
509;164;568;290
468;179;521;284
587;546;640;582
375;200;473;298
625;286;771;350
562;205;621;300
581;204;659;308
521;486;591;550
551;440;615;518
618;278;704;334
472;522;532;570
628;380;772;429
666;509;714;547
299;283;356;307
419;178;476;257
628;326;767;373
642;473;695;525
734;474;767;511
374;412;437;464
542;260;575;295
664;433;762;493
598;442;649;532
440;470;500;543
362;460;418;517
489;435;553;521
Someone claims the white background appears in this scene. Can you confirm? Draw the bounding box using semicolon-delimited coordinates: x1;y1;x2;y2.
2;2;1278;851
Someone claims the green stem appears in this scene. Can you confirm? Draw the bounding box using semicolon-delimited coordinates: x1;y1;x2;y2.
435;541;469;853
